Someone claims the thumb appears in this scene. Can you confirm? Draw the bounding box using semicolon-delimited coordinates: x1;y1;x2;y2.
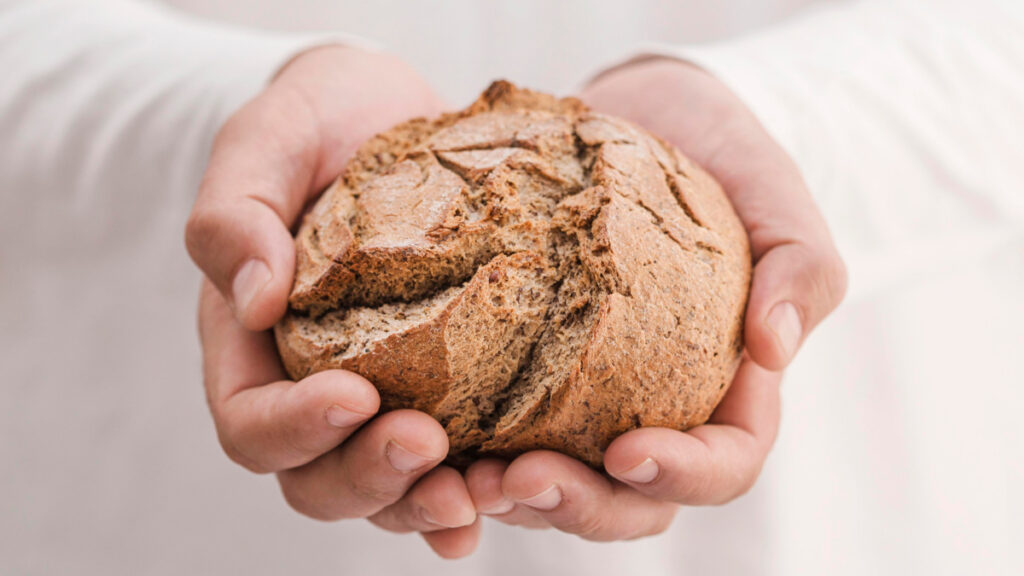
186;87;322;331
693;108;848;372
186;46;448;331
744;242;848;371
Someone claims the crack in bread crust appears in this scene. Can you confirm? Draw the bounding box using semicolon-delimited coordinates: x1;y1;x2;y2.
275;81;752;466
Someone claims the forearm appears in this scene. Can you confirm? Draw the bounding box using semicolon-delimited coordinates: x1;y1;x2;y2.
642;0;1024;298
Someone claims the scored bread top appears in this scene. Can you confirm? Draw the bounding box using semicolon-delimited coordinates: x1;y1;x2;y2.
275;81;751;466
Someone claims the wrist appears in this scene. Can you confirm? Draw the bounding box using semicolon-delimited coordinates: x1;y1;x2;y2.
582;57;755;167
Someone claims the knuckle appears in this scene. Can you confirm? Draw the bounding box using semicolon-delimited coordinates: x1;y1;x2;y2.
727;461;765;502
633;508;678;540
216;427;270;474
269;408;324;464
281;431;320;465
279;478;338;522
219;436;267;474
814;250;848;305
560;513;608;541
669;461;716;505
731;477;757;501
799;247;849;318
679;475;714;505
827;254;850;305
366;511;414;534
183;206;219;264
280;466;390;522
348;477;401;507
211;413;273;474
706;455;764;505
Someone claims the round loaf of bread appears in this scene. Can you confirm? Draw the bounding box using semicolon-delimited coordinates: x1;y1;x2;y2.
275;81;751;466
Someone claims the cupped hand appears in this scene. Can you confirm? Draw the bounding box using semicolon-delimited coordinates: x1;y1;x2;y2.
187;46;479;559
467;58;847;540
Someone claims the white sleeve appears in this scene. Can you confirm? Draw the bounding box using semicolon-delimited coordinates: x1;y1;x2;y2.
0;0;371;210
634;0;1024;299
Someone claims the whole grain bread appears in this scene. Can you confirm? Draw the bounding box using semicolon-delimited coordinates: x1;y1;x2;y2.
275;81;751;466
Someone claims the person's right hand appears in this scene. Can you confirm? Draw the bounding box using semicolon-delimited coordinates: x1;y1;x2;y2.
186;46;480;559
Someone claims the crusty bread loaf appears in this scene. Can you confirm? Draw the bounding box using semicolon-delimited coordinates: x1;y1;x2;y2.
275;81;751;466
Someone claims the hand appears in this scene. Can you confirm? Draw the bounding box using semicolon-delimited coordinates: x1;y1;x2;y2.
187;46;479;559
465;58;847;540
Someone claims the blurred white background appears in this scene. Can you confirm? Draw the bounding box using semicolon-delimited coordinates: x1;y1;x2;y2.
1;0;1021;574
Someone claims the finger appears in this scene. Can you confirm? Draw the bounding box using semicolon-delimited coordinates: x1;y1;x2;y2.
703;112;847;371
421;518;483;560
465;459;516;515
368;466;476;533
277;409;448;521
698;123;847;370
465;459;550;529
745;241;848;371
500;451;677;542
198;281;379;473
186;47;447;331
186;86;323;330
604;358;781;504
583;59;847;370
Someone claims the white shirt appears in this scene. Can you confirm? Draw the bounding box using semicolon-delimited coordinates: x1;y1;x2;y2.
1;1;1021;574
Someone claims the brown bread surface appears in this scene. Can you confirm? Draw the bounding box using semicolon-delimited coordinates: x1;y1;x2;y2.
275;81;751;466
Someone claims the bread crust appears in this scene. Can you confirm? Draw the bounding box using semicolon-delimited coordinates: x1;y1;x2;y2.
274;81;751;466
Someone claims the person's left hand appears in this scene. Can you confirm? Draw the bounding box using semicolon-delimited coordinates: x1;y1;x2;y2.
465;359;780;539
465;58;846;540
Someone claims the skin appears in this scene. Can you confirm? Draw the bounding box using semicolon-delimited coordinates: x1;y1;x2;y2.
186;48;847;558
188;46;477;559
464;57;848;542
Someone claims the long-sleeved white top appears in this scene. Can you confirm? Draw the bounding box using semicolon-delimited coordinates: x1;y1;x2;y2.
1;1;1021;575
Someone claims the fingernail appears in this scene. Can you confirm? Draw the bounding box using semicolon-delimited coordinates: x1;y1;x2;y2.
618;457;660;484
420;509;445;527
232;259;271;315
385;441;436;473
325;405;369;428
517;485;562;511
479;498;516;515
766;301;802;361
421;508;470;528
